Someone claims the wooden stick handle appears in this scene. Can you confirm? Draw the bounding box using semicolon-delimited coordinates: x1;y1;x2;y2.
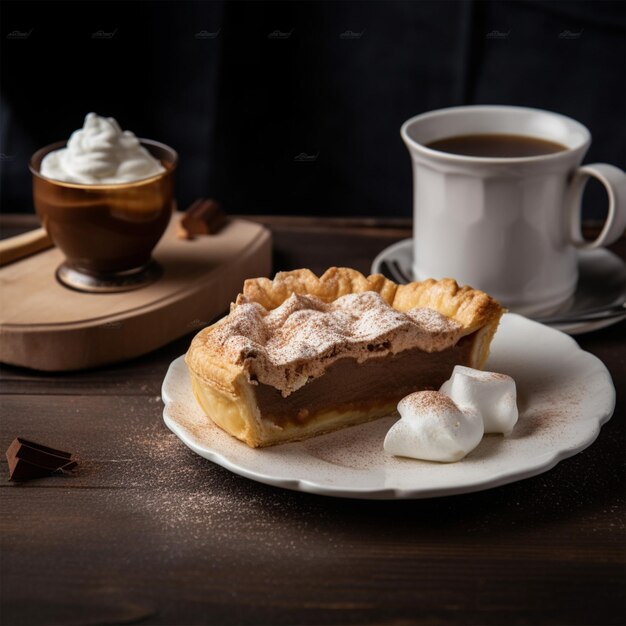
0;227;54;267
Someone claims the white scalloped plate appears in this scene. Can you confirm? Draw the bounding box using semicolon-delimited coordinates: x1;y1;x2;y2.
162;314;615;499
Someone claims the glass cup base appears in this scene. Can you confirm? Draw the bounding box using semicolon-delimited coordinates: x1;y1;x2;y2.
56;260;163;294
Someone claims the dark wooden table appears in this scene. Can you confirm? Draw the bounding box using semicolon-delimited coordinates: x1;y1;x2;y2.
1;215;624;626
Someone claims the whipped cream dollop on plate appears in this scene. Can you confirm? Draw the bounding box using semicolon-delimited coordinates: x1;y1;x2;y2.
40;113;165;184
384;391;484;462
440;365;518;435
384;366;518;462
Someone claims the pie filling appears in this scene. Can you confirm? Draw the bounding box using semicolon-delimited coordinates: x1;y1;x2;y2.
253;333;477;428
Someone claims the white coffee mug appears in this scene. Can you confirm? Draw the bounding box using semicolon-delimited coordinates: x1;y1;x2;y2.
401;105;626;316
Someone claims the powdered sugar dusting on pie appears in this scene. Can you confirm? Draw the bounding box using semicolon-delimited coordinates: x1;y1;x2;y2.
207;291;464;396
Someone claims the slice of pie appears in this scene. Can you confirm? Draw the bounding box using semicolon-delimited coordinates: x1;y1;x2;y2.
185;267;505;447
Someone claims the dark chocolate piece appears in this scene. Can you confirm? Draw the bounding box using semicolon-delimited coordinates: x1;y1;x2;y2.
178;198;227;238
6;438;77;481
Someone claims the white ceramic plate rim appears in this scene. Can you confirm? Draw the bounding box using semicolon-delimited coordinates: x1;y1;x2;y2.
162;314;615;499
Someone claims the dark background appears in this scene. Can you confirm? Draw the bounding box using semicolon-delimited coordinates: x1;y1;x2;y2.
1;0;624;218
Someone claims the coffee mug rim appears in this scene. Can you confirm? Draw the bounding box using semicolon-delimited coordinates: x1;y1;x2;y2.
400;105;591;165
29;138;178;189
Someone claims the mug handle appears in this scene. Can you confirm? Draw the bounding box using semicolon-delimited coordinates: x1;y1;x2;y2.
568;163;626;249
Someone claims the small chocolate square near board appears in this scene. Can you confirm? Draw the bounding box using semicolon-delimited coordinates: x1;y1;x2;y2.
178;198;228;238
6;438;77;481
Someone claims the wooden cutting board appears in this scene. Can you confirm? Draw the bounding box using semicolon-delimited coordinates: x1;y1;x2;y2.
0;215;272;371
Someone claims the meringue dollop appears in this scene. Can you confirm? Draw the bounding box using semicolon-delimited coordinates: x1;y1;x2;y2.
383;391;484;462
440;365;518;434
384;366;518;463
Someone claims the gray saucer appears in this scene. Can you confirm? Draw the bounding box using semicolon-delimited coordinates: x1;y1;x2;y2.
372;239;625;335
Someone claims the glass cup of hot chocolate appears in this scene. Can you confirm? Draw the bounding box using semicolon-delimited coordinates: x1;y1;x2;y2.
30;113;177;293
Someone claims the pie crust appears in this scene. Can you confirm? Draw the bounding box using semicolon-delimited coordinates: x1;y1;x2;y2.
186;267;505;447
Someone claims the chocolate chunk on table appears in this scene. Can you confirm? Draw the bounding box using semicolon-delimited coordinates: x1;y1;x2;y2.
6;437;77;481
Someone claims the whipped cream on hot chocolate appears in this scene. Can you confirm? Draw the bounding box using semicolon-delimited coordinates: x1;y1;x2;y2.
206;291;465;396
40;113;165;184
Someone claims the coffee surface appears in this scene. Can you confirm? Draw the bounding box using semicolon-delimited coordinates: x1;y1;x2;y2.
426;133;567;158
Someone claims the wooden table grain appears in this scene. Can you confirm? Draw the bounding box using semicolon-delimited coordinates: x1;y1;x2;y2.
1;215;624;626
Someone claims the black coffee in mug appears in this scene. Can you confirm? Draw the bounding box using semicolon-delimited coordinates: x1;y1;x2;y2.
426;133;567;158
